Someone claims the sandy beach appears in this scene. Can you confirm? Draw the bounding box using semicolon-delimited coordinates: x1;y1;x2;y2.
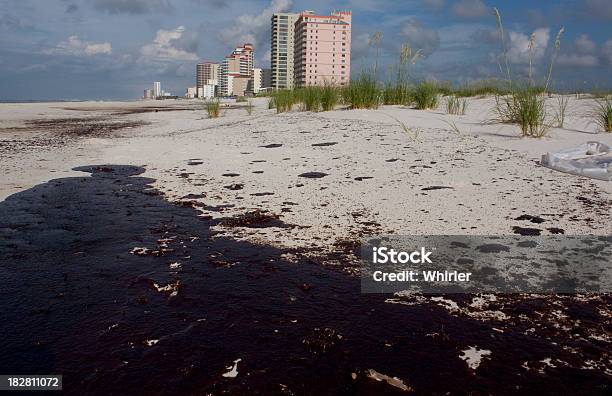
1;97;611;393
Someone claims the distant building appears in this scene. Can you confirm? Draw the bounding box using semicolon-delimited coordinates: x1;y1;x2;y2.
199;85;215;99
219;44;254;96
153;82;161;98
252;68;263;94
197;62;219;96
143;89;154;99
186;87;197;99
261;68;272;90
271;12;299;90
294;10;351;87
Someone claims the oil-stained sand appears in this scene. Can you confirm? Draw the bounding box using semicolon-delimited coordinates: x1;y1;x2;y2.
0;166;610;395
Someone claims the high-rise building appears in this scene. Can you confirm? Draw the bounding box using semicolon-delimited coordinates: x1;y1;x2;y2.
143;89;154;99
261;68;272;90
252;68;263;94
294;10;351;87
198;85;215;99
196;62;219;94
153;81;161;98
219;44;254;96
185;87;197;99
270;12;299;90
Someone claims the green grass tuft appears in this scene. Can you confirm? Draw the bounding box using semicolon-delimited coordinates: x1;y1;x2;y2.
413;81;439;110
205;99;220;118
591;97;612;132
446;95;468;115
342;73;381;109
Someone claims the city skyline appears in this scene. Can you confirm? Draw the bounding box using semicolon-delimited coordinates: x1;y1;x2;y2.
1;0;611;100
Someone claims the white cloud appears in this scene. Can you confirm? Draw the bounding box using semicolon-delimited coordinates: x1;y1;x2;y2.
400;18;440;56
452;0;488;19
44;35;112;56
218;0;292;53
507;28;550;64
557;54;599;67
558;34;600;68
574;34;596;54
140;26;198;61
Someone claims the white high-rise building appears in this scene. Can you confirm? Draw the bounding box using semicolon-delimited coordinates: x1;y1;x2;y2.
153;82;161;98
199;85;215;99
252;68;262;94
185;87;197;99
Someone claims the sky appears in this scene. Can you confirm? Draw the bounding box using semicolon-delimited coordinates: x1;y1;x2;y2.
0;0;611;100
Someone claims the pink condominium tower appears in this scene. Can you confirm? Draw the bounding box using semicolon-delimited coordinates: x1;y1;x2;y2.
294;10;351;87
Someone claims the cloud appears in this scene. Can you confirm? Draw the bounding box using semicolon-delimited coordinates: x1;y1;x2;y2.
424;0;446;10
218;0;292;53
92;0;173;15
351;32;372;62
399;18;440;56
140;26;198;61
452;0;489;19
506;28;549;64
44;35;113;56
573;34;596;54
557;54;599;67
558;34;601;68
603;40;612;65
0;14;35;31
66;4;79;13
470;28;499;46
584;0;612;21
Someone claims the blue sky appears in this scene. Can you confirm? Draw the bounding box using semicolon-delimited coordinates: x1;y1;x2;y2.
0;0;611;100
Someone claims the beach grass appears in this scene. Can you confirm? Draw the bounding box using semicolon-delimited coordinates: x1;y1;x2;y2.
413;81;439;110
591;97;612;132
320;85;339;111
342;73;381;109
487;9;563;137
553;96;568;128
493;88;549;137
297;87;322;112
446;95;468;115
270;90;296;113
245;99;254;115
382;82;412;106
514;89;548;137
206;99;221;118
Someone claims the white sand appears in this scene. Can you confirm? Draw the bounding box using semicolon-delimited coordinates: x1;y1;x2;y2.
1;96;610;254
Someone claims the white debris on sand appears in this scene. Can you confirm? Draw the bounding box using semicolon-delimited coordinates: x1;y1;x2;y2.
366;369;412;392
222;358;242;378
152;280;180;297
145;339;159;346
129;247;151;256
459;346;491;370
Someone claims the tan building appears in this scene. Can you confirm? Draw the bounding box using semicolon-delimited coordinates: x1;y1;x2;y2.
219;44;254;96
196;62;219;93
294;10;351;87
271;12;299;90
